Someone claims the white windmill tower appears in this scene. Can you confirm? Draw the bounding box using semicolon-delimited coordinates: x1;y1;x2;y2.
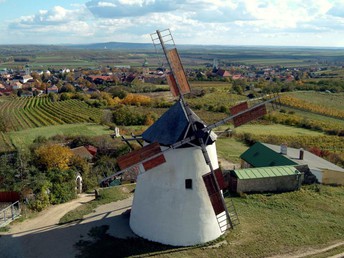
101;29;280;246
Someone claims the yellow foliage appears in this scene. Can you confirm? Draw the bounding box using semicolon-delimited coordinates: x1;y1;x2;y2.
121;93;152;106
113;97;121;105
35;144;74;170
144;115;154;126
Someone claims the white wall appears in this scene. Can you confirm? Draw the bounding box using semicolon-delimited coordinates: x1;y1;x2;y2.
129;143;225;246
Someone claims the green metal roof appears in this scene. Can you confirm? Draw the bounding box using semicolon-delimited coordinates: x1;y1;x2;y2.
240;142;297;167
232;166;301;180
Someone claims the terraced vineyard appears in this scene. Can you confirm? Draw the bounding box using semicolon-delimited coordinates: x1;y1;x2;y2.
0;97;104;132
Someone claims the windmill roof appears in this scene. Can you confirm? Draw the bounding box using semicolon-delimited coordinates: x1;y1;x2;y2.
142;100;215;146
240;142;297;167
232;166;301;180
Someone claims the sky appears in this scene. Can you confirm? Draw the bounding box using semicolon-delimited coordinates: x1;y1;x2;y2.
0;0;344;47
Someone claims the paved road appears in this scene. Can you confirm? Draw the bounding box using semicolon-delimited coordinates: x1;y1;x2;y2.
0;194;134;258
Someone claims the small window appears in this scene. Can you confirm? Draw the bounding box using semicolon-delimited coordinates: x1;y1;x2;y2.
185;179;192;189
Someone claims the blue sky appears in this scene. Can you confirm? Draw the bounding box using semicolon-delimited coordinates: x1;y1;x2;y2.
0;0;343;47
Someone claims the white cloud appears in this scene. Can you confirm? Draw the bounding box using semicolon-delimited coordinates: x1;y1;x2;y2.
86;0;180;18
98;2;117;7
2;0;344;46
7;5;94;43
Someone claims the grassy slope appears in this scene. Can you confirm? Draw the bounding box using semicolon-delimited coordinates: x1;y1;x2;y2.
216;138;249;163
8;123;112;150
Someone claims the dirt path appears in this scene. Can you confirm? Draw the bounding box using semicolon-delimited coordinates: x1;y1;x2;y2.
6;193;95;237
0;194;134;258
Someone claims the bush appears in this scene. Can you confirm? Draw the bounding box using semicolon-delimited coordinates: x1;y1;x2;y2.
47;169;77;204
112;106;146;126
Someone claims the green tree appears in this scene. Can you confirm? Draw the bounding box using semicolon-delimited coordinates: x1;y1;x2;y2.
47;168;77;204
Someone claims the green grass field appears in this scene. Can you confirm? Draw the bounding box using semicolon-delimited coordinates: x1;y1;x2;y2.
232;124;324;136
216;138;249;163
72;185;344;258
8;123;113;150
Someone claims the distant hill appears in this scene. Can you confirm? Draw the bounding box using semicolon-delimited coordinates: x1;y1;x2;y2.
66;42;153;50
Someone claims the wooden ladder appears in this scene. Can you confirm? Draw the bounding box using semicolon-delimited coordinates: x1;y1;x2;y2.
223;190;240;229
216;211;229;233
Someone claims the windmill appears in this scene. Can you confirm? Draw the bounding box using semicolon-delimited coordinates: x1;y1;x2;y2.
101;29;280;246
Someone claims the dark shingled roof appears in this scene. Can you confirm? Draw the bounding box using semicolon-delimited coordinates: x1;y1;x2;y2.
142;100;215;146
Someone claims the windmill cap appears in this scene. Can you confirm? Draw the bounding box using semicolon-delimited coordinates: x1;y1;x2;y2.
142;100;216;147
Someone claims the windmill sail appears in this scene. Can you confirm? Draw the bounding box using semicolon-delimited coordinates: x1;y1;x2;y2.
166;48;191;96
151;29;191;97
202;168;228;215
233;104;267;127
230;101;249;115
117;142;166;172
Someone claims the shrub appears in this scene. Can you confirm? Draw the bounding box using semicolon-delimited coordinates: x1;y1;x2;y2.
112;106;146;126
120;93;152;106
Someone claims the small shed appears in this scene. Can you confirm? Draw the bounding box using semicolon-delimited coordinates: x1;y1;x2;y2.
71;146;94;161
229;166;302;193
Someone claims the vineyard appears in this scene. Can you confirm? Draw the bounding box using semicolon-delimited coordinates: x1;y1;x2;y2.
0;97;104;132
279;94;344;119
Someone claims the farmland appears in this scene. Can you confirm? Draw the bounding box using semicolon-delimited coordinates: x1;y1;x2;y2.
0;97;103;132
2;44;344;70
0;96;105;152
8;124;113;151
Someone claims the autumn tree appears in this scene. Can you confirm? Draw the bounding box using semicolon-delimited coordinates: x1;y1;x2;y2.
34;144;74;171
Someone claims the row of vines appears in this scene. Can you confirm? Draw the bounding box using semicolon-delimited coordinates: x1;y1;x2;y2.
263;111;344;136
279;95;344;119
0;97;104;133
0;132;15;153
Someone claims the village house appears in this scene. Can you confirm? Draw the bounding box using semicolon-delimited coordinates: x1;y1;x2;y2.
70;146;95;161
47;85;59;94
216;69;231;77
19;74;33;84
10;81;23;90
86;75;114;84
